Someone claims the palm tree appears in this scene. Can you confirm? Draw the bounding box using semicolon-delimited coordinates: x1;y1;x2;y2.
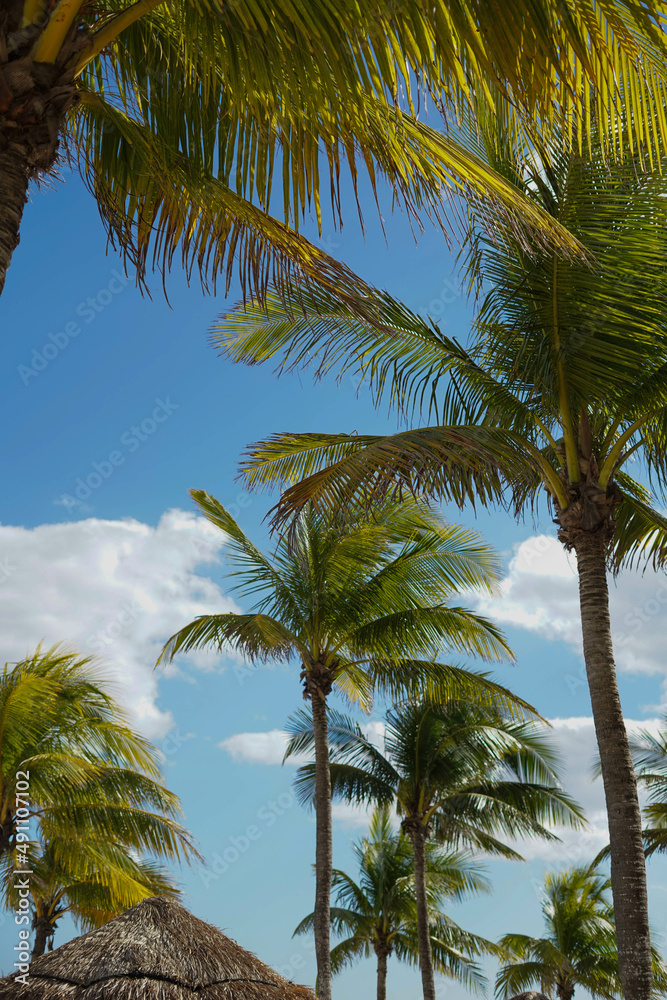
0;646;197;865
157;489;529;1000
3;0;667;298
220;124;667;1000
286;700;584;1000
295;806;499;1000
496;865;667;1000
3;839;179;957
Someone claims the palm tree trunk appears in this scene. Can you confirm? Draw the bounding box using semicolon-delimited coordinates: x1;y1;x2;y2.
311;689;333;1000
573;531;652;1000
0;146;31;296
376;949;388;1000
556;979;575;1000
409;824;436;1000
31;915;51;959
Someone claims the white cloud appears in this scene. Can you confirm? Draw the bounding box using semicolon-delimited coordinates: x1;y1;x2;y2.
331;801;374;828
219;730;293;766
0;510;239;737
478;534;667;692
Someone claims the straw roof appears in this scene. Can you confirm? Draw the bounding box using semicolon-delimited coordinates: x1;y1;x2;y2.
508;994;550;1000
0;896;316;999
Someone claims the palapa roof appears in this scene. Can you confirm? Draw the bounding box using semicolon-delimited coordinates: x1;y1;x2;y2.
0;896;316;1000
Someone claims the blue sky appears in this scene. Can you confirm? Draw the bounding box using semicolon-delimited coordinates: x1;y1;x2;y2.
1;166;667;996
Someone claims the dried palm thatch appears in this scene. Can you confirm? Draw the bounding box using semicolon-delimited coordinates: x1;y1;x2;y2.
0;896;315;999
507;994;551;1000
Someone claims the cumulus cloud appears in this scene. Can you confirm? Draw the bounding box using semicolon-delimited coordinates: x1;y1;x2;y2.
0;510;239;737
478;534;667;690
219;730;294;766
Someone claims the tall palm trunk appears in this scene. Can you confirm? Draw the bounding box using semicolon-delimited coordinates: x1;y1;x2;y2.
376;947;388;1000
573;531;652;1000
0;51;77;297
31;914;52;959
408;823;436;1000
556;977;575;1000
311;687;333;1000
0;147;30;295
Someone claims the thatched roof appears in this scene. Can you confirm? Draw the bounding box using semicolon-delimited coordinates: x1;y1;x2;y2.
0;897;315;999
508;994;550;1000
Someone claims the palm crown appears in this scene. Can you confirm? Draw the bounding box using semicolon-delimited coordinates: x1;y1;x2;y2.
217;125;667;568
286;701;584;856
0;646;194;862
158;489;520;707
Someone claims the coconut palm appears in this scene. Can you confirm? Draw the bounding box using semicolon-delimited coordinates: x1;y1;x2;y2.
496;865;667;1000
286;700;584;1000
3;838;179;957
157;489;531;1000
0;646;196;866
4;0;667;298
220;121;667;1000
295;805;499;1000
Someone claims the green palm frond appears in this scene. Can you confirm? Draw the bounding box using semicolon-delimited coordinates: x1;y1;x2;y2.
0;647;196;950
213;288;539;430
328;935;371;975
157;612;299;666
159;496;517;724
611;483;667;572
67;14;589;302
240;426;547;524
365;661;539;720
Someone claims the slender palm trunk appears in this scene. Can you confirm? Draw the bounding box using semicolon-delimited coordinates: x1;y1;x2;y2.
556;978;575;1000
0;146;30;295
376;948;388;1000
0;815;14;856
311;689;333;1000
573;532;652;1000
31;916;51;959
409;824;436;1000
